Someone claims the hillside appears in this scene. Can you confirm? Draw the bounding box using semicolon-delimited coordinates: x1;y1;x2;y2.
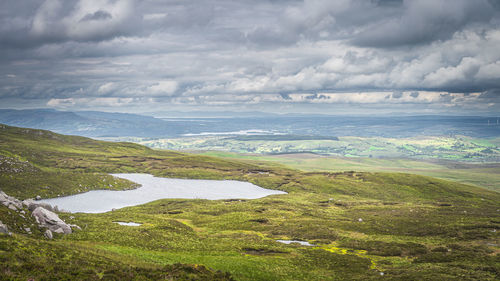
200;151;500;191
0;124;499;280
0;109;183;138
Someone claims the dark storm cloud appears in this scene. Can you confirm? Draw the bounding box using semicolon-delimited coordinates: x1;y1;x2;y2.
392;92;403;99
80;10;112;22
477;89;500;102
352;0;497;47
0;0;141;49
0;0;499;114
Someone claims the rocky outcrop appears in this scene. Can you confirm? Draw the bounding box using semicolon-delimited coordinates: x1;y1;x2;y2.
0;190;23;211
32;207;72;235
0;190;79;239
0;220;10;235
23;199;56;212
0;155;37;173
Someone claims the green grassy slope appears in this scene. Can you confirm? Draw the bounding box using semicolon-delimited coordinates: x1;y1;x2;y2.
200;151;500;191
139;135;500;162
1;124;499;280
0;124;289;199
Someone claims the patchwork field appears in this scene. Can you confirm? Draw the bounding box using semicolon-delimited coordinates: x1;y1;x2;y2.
138;135;500;162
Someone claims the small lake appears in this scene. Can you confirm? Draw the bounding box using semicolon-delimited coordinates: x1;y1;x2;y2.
276;240;315;246
38;173;286;213
114;222;142;226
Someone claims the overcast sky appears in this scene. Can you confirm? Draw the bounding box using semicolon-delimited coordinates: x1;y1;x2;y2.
1;0;499;115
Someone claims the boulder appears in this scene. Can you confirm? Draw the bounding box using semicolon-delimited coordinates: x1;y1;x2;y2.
25;200;53;212
0;190;23;210
70;224;82;231
0;221;9;234
32;207;72;234
2;191;78;236
22;199;35;209
53;228;65;234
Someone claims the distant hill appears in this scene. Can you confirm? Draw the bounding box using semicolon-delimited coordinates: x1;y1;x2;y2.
0;109;184;138
1;109;499;139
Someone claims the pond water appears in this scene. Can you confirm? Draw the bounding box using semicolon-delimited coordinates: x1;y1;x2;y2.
276;240;315;246
38;173;286;213
114;222;142;226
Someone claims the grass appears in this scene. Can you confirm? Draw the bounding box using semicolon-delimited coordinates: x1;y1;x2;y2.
0;235;233;280
137;135;500;162
200;151;500;191
0;123;499;280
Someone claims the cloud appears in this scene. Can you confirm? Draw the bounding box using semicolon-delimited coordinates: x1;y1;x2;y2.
0;0;138;49
352;0;496;47
147;81;178;96
0;0;499;114
47;97;135;108
80;10;112;22
97;82;116;94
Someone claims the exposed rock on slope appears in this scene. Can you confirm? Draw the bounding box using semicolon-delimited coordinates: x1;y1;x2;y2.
1;190;79;238
32;207;72;234
0;190;23;211
0;220;9;234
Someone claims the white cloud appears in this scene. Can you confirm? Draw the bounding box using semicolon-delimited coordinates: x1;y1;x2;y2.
47;97;134;108
97;82;115;94
147;81;178;96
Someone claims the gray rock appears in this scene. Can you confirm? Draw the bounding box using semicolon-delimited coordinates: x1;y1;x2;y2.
26;200;53;212
32;207;61;224
53;227;64;234
32;207;72;235
35;195;41;200
2;191;74;236
0;221;9;234
22;199;34;208
70;224;82;231
0;190;23;210
44;229;53;239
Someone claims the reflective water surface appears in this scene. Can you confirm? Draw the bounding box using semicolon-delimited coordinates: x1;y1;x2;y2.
38;173;286;213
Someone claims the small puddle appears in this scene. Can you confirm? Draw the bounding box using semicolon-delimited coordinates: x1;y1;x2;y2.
276;240;315;246
114;222;142;226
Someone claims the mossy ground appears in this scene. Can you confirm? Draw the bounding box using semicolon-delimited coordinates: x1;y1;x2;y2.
0;124;499;280
200;151;500;191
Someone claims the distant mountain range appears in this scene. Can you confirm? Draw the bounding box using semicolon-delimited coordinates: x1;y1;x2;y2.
0;109;499;139
0;109;180;138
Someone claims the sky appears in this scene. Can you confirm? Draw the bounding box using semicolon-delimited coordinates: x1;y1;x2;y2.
0;0;499;115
